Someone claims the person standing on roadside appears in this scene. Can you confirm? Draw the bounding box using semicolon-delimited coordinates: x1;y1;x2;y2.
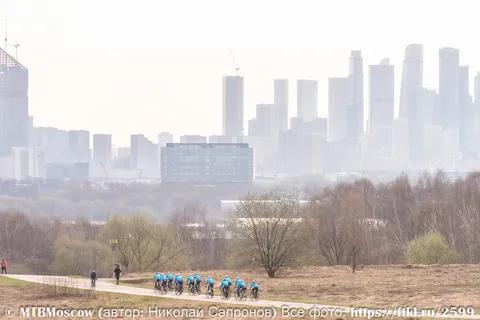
113;264;121;284
1;258;7;275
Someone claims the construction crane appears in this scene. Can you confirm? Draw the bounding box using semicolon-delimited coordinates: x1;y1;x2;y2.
11;42;19;59
3;16;7;51
228;48;240;75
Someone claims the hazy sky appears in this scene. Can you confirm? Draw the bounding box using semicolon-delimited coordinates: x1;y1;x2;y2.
2;0;480;145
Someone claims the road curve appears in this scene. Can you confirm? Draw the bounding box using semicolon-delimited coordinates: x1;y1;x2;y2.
5;274;479;319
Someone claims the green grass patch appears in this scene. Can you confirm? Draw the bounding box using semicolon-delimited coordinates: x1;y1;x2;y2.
0;276;32;288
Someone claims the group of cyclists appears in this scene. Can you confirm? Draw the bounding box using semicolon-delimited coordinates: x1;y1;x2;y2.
153;272;260;300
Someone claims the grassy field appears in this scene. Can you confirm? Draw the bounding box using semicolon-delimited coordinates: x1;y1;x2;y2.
123;264;480;310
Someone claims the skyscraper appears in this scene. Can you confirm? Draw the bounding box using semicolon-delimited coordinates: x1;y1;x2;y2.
475;73;480;106
438;47;460;129
328;77;351;141
348;50;364;139
399;44;423;122
368;58;394;133
459;65;474;152
222;75;244;137
274;79;289;131
297;80;318;122
399;44;426;162
0;47;29;155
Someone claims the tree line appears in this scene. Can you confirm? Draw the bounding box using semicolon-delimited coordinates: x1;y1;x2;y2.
1;171;479;277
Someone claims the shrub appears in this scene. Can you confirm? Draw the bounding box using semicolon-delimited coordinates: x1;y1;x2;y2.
407;232;457;264
52;238;111;276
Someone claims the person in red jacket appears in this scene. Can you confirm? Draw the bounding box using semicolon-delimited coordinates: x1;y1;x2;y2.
1;258;7;275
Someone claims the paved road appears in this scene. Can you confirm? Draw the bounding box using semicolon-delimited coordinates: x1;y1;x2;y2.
5;274;480;319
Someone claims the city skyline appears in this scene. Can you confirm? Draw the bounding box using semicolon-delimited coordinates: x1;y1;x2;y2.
3;40;480;180
3;0;480;145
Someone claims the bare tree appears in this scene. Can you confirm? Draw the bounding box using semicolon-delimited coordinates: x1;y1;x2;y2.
146;225;180;270
307;189;347;265
340;189;368;272
103;214;134;271
234;191;303;278
128;214;153;272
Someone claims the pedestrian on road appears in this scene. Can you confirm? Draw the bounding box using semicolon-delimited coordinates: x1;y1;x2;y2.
90;270;97;287
1;257;7;275
113;264;121;285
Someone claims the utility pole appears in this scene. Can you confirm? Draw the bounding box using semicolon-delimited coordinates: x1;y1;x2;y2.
109;239;118;266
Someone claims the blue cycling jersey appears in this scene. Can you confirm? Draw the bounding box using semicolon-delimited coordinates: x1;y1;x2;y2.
238;280;246;288
194;274;201;282
175;275;183;283
220;279;230;288
154;274;162;281
166;273;174;280
250;282;258;289
206;277;214;284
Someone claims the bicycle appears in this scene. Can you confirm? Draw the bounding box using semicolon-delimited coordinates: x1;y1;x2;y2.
251;287;259;300
175;283;183;295
221;286;231;299
161;281;168;295
194;282;201;295
206;284;214;298
154;281;161;293
236;287;247;300
188;282;195;295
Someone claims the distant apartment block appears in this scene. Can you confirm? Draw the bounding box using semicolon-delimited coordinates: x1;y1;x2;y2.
130;134;158;171
180;135;207;143
93;134;112;166
161;143;253;183
69;130;90;163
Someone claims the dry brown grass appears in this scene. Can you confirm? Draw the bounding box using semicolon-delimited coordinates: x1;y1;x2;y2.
2;264;478;319
128;264;480;309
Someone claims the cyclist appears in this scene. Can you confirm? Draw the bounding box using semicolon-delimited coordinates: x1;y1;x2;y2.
236;278;247;299
194;274;202;294
223;275;232;286
175;274;184;294
90;270;97;288
234;277;241;291
166;272;174;290
153;272;162;292
220;277;231;299
250;280;259;300
160;273;168;293
187;274;195;294
206;276;215;297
